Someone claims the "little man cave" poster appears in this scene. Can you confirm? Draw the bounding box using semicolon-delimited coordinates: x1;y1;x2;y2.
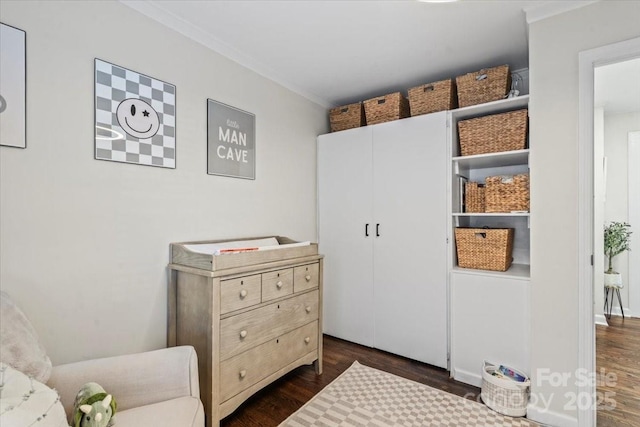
207;99;255;180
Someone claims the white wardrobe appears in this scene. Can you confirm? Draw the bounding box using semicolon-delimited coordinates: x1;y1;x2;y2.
317;112;448;369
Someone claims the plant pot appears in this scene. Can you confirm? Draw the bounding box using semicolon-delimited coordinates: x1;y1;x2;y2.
604;272;622;286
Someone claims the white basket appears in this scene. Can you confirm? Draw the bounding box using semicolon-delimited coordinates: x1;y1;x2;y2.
481;361;530;417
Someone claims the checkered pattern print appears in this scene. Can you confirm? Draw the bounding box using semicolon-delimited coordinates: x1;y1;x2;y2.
280;362;538;427
94;59;176;168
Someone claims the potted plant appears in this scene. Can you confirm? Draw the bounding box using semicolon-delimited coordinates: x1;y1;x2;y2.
604;221;632;285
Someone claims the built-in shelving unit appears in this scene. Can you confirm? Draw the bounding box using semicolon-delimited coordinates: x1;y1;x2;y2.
449;95;531;387
449;95;531;270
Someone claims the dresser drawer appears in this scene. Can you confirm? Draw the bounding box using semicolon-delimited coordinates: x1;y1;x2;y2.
220;274;261;314
219;290;319;360
219;321;318;402
261;268;293;302
294;263;319;293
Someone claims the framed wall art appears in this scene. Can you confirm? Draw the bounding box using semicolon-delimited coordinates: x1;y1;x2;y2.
94;58;176;168
0;23;27;149
207;99;255;179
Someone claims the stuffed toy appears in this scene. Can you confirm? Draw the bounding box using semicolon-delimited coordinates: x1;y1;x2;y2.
72;382;117;427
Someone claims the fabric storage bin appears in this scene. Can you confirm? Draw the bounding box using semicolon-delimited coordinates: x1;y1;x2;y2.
464;182;485;213
481;361;530;417
456;65;511;107
363;92;410;125
458;109;528;156
408;79;457;116
485;174;530;213
455;228;514;271
329;102;365;132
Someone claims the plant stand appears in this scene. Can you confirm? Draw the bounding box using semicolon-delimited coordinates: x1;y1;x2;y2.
604;272;625;319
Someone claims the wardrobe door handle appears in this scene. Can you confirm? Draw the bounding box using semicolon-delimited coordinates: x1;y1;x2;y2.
365;223;369;237
376;224;380;237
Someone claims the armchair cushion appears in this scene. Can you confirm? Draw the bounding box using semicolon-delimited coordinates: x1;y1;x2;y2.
0;292;52;383
114;396;204;427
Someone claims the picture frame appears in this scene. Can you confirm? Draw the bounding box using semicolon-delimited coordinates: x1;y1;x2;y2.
0;23;27;149
94;58;176;168
207;99;255;180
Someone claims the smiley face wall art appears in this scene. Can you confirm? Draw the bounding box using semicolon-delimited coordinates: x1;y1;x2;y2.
94;59;176;168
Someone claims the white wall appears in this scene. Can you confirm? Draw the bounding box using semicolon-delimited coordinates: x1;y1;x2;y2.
529;1;640;425
604;111;640;312
0;1;327;364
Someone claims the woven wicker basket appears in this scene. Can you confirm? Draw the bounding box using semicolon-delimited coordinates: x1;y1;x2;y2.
408;79;456;116
458;109;528;156
485;174;530;213
456;65;511;108
465;182;485;213
481;361;530;417
363;92;410;125
329;102;365;132
455;228;514;271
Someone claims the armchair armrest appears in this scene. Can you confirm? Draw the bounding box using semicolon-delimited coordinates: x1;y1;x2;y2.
47;346;200;417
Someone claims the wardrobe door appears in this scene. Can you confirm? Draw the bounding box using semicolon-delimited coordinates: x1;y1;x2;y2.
371;112;448;368
318;127;375;347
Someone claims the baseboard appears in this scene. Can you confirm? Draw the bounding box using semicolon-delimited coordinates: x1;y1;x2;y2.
594;313;608;326
606;306;637;318
452;368;482;388
527;404;578;427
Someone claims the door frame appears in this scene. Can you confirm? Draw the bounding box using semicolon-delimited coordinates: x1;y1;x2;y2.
629;131;640;316
578;35;640;427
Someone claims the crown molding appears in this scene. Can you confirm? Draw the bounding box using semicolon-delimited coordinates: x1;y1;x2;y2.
524;0;599;24
119;0;332;108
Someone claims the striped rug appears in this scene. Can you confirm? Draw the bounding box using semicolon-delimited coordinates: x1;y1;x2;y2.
280;361;537;427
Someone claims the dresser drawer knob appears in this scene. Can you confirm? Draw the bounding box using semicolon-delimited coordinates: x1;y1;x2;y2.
305;275;311;282
304;337;310;344
276;281;283;289
305;306;312;313
239;370;247;379
240;330;248;339
239;289;248;299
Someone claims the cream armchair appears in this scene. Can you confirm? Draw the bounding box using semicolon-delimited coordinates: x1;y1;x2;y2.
48;346;205;427
0;291;204;427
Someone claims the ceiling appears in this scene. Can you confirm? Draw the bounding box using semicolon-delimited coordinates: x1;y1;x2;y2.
122;0;602;108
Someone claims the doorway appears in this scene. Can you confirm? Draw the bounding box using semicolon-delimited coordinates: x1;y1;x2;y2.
578;36;640;427
593;56;640;426
594;59;640;320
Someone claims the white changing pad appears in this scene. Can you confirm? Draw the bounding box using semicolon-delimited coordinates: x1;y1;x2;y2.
184;238;311;255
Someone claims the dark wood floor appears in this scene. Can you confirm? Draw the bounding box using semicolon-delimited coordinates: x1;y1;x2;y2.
220;335;481;426
219;320;640;427
596;315;640;427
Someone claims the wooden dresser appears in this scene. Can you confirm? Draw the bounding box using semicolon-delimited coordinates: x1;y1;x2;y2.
168;237;323;427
